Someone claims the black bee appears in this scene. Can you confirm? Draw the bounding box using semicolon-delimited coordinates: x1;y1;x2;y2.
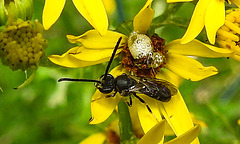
58;37;178;108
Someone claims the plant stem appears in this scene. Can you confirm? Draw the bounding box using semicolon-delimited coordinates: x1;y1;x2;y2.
118;100;137;143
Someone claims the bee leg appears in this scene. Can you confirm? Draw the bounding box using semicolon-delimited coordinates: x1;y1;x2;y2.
105;91;117;98
133;94;152;114
126;96;133;107
134;94;160;122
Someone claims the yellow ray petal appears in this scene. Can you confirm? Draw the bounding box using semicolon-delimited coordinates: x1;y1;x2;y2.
70;48;122;61
167;0;193;3
166;39;233;57
133;0;154;34
165;125;201;144
102;0;116;15
128;105;145;138
90;66;124;124
190;113;208;128
166;54;218;81
205;0;225;44
181;0;210;44
138;120;166;144
232;54;240;62
67;30;128;49
48;46;111;68
89;90;121;124
164;122;175;136
80;132;106;144
42;0;66;30
134;95;162;133
156;69;182;89
72;0;108;36
158;92;200;144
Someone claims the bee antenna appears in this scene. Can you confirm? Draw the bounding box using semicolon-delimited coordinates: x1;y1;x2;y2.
104;37;122;79
58;78;103;84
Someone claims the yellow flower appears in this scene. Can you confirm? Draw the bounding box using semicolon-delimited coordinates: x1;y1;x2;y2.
181;0;240;44
42;0;108;35
79;119;201;144
190;113;208;128
216;8;240;61
138;121;201;144
102;0;116;16
48;0;232;143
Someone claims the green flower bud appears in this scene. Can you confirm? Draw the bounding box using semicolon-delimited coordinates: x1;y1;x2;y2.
0;18;48;71
0;0;33;26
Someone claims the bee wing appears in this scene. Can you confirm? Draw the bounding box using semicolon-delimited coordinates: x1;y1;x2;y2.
149;78;178;96
128;75;178;96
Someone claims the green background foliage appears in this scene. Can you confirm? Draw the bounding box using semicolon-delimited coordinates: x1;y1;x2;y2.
0;0;240;143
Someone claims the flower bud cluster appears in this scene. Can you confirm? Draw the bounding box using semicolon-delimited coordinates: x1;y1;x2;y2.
0;19;48;71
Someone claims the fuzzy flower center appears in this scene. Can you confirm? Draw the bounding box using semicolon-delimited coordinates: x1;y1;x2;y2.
216;9;240;55
0;19;47;71
121;31;167;77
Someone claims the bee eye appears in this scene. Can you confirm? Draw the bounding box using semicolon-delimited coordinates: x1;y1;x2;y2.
97;74;115;94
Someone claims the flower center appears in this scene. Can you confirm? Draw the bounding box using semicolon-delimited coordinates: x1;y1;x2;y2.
0;19;48;71
216;9;240;55
121;31;167;77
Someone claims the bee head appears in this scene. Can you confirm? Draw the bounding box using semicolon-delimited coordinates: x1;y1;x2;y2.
95;74;115;94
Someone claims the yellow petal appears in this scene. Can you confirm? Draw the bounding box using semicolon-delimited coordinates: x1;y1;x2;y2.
165;125;201;144
79;132;106;144
138;120;166;144
72;0;108;36
134;95;162;133
158;92;200;144
231;0;240;8
89;66;124;124
190;113;208;128
128;105;145;138
167;0;193;3
102;0;116;15
42;0;66;30
89;90;121;124
164;122;175;136
232;54;240;62
133;0;154;34
205;0;225;44
48;46;111;68
181;0;210;44
166;39;233;57
70;48;122;61
67;30;128;49
155;69;182;89
166;54;218;81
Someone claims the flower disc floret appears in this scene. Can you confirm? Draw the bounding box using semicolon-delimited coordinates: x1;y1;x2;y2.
122;32;167;77
216;9;240;60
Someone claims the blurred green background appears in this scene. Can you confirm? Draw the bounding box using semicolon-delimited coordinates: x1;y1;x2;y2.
0;0;240;144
